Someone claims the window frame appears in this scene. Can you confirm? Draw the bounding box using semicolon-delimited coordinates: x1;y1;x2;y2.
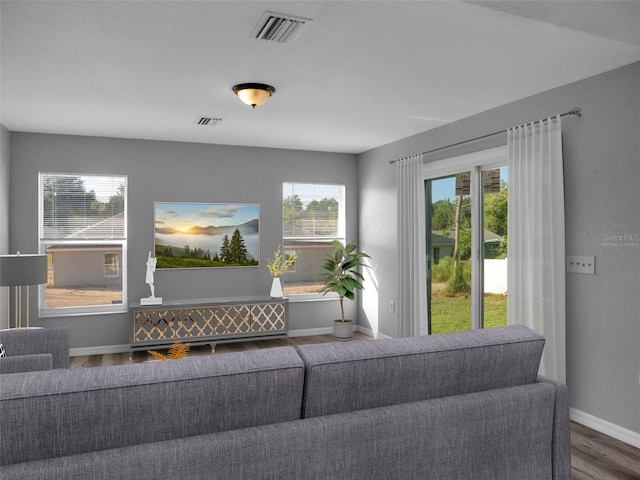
282;181;346;299
38;172;128;317
103;252;120;278
423;146;507;331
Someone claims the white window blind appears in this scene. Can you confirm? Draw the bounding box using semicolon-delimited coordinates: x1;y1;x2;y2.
283;182;345;241
40;174;127;240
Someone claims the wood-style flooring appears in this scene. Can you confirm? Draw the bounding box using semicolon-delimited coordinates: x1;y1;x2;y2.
70;333;640;479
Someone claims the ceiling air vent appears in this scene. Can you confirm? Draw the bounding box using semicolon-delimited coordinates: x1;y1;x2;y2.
251;11;312;44
197;117;223;127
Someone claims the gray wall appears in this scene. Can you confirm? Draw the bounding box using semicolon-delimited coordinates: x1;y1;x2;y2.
9;134;358;347
0;125;9;329
358;62;640;438
5;62;638;441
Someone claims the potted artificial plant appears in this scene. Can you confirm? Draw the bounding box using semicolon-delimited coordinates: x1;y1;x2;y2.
266;245;299;298
318;239;371;341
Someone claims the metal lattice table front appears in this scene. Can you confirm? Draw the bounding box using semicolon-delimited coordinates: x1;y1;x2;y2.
131;297;288;350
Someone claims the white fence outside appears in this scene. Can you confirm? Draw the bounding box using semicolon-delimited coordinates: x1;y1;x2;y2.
484;258;507;294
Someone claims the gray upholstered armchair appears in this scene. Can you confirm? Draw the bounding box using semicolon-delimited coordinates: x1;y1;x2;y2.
0;327;70;374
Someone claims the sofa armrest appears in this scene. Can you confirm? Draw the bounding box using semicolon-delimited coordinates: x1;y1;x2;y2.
0;354;53;374
537;375;571;480
0;327;69;369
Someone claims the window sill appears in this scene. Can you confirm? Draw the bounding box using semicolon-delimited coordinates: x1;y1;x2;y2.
39;306;128;318
286;293;339;304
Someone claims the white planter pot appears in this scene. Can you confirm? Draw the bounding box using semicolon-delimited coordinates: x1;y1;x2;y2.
270;277;284;298
333;319;353;341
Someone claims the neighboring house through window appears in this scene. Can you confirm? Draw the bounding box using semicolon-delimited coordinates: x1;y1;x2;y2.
282;182;345;296
39;173;127;315
104;252;120;277
424;146;508;334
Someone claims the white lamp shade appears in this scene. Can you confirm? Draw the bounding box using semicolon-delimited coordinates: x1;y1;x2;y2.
232;83;275;108
0;254;48;286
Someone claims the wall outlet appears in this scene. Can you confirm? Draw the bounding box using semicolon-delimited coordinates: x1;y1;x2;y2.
389;301;395;313
566;255;595;275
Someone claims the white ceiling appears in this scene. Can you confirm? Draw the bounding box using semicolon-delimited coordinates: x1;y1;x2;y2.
2;0;640;154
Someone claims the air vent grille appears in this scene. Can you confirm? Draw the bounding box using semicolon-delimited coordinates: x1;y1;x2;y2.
197;117;223;127
252;11;312;44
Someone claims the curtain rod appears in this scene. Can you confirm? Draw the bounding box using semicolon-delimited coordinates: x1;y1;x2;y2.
389;107;581;165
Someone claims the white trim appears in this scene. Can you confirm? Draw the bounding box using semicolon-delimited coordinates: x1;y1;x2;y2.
287;294;338;303
70;344;131;356
470;165;483;330
357;325;392;339
422;145;507;179
287;327;333;337
70;325;389;356
571;408;640;449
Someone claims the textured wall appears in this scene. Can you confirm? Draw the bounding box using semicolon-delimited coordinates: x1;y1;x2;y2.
9;134;358;347
359;62;640;438
0;125;10;329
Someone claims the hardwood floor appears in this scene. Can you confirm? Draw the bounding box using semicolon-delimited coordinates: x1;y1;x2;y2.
68;332;373;368
69;333;640;479
571;422;640;479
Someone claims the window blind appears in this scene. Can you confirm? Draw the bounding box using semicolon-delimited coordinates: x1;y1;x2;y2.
283;182;344;240
40;173;127;240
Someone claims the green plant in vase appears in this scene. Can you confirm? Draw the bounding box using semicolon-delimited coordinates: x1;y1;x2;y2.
266;245;299;298
318;239;370;340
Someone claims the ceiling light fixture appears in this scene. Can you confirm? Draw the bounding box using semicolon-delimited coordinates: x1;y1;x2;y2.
232;83;275;108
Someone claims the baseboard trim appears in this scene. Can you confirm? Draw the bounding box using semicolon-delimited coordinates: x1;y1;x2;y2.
70;344;131;357
70;325;389;356
571;408;640;449
356;325;392;339
287;327;333;337
289;325;391;339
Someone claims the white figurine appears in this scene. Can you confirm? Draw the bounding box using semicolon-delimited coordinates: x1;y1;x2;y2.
145;251;157;298
141;251;162;305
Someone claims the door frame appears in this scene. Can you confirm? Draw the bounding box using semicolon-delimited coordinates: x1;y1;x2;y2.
423;146;507;332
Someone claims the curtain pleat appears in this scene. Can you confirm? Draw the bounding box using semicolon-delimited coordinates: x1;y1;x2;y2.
396;154;427;337
507;116;566;382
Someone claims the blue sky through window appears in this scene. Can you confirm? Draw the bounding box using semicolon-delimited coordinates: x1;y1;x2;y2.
430;167;507;202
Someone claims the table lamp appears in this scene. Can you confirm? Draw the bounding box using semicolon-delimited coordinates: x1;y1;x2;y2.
0;252;48;329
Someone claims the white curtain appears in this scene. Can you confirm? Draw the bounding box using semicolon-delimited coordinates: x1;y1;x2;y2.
507;116;566;382
396;154;428;337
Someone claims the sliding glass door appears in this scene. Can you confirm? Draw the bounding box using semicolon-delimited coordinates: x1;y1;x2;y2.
426;173;473;333
424;147;508;334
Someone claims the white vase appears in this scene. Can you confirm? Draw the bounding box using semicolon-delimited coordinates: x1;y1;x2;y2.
333;319;353;341
270;277;283;298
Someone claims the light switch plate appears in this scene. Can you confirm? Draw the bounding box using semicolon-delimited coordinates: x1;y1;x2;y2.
566;255;595;275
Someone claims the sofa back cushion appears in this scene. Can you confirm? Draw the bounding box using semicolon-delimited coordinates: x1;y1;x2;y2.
0;353;52;374
0;383;563;480
0;346;304;465
298;325;544;418
0;327;69;369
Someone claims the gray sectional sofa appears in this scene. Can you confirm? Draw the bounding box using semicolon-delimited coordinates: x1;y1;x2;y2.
0;325;570;479
0;327;69;374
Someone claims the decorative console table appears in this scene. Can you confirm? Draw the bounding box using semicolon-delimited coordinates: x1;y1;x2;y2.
130;296;288;351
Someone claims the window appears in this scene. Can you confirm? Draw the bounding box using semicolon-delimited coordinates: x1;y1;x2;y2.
424;146;508;334
282;182;345;296
39;173;127;316
104;253;120;277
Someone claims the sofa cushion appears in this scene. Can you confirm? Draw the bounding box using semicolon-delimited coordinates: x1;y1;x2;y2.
0;382;560;480
0;346;304;465
0;327;70;369
0;353;53;374
298;325;544;417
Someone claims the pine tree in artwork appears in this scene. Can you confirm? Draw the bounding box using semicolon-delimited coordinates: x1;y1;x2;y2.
220;235;231;263
229;228;248;264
